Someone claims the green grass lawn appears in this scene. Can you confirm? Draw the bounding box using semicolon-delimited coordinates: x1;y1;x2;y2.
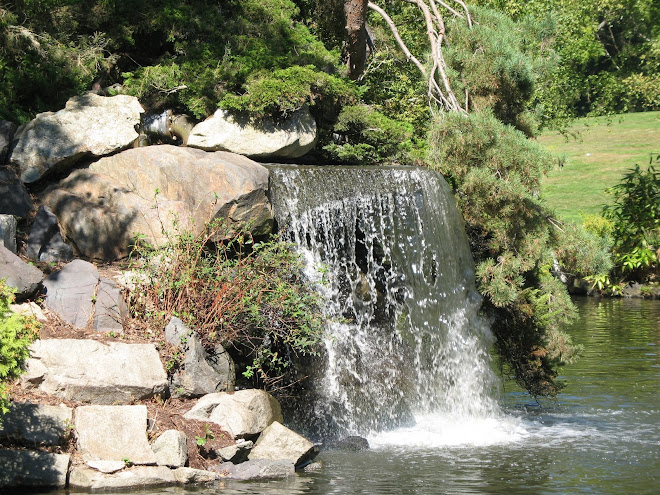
538;111;660;224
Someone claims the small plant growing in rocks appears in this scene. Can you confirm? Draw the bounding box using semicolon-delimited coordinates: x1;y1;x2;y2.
128;218;324;392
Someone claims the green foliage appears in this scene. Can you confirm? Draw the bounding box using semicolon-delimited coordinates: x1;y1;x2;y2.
322;104;415;164
428;111;591;396
444;6;558;135
219;65;356;119
474;0;660;120
129;219;324;391
0;281;38;419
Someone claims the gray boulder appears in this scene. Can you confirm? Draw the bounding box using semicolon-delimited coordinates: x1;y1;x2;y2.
0;244;43;298
0;214;16;252
183;390;283;439
217;439;253;463
44;146;273;260
0;167;33;218
210;459;295;480
151;430;188;468
10;93;143;183
21;339;168;403
249;421;319;468
188;107;317;159
0;402;73;446
165;317;235;398
0;449;70;489
43;259;98;328
26;205;73;263
76;405;157;465
69;465;175;490
172;467;219;484
0;120;17;163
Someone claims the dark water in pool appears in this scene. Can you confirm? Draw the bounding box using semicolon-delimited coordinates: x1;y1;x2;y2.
51;297;659;495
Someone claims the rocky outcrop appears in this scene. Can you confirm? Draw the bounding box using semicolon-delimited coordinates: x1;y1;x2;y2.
10;93;143;183
184;390;283;439
0;244;43;298
0;167;33;218
44;146;273;260
0;214;16;253
165;317;235;398
249;421;319;468
21;339;168;403
187;107;317;159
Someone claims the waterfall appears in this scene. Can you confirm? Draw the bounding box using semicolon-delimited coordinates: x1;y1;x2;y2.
268;165;500;441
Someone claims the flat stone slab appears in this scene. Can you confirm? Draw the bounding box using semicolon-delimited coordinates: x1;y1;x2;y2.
183;390;282;438
21;339;168;403
69;465;175;490
43;259;98;328
211;459;295;480
0;402;73;446
76;405;157;465
173;467;219;485
0;167;33;218
0;449;69;488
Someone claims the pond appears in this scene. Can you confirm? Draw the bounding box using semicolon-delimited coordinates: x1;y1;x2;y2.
48;297;659;495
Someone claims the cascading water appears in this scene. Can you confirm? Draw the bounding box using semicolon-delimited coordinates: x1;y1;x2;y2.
268;165;503;442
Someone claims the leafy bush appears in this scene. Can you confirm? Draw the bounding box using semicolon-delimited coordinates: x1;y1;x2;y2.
219;65;356;119
0;281;38;419
322;104;415;164
129;220;324;390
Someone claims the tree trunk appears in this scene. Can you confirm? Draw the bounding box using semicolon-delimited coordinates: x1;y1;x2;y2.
344;0;369;80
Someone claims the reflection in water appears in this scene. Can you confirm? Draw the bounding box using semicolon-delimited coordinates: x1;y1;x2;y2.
45;298;659;495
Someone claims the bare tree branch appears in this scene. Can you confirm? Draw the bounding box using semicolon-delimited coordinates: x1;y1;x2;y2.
367;2;427;77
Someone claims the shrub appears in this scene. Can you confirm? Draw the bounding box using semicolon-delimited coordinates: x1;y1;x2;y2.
0;280;39;419
322;104;414;164
428;111;590;396
128;219;324;391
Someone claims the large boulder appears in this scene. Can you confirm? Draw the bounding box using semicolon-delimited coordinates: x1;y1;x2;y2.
0;449;70;489
0;244;43;298
183;390;283;439
0;402;73;446
44;146;273;260
10;93;143;183
187;107;317;159
75;405;157;465
0;121;17;164
0;167;33;218
21;339;168;403
249;421;319;468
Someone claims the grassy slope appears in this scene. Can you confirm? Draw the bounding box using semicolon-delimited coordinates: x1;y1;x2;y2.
538;111;660;224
